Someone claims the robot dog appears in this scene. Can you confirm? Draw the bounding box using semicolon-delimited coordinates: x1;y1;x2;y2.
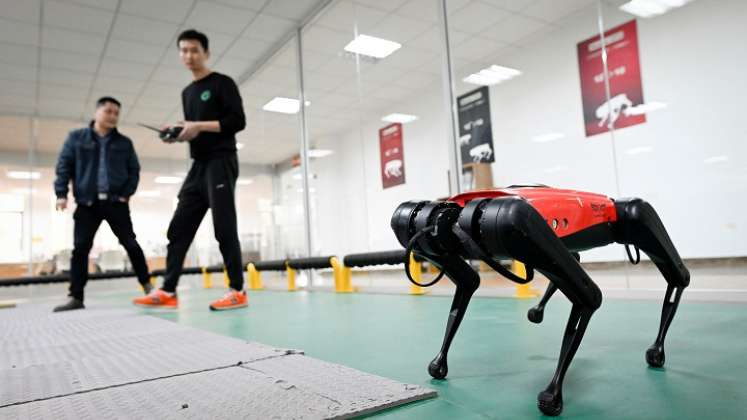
391;185;689;416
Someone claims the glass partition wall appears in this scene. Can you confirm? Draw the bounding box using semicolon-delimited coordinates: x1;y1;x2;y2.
1;0;743;296
299;0;455;288
596;0;747;294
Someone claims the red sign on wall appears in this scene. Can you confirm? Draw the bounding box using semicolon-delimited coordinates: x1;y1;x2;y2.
577;19;646;137
379;123;405;189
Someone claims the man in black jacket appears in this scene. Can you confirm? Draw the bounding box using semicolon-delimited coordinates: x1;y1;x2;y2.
53;97;151;312
133;29;248;311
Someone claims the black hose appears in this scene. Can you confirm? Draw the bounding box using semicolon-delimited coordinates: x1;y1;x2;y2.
404;226;446;287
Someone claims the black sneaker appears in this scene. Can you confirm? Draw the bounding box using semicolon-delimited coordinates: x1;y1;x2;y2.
53;298;85;312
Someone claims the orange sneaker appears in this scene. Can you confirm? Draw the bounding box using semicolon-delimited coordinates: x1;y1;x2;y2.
132;289;178;308
209;290;248;311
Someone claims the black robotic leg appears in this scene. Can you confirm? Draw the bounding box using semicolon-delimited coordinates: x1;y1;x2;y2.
527;282;557;324
647;284;684;367
427;254;480;380
538;302;594;416
478;198;603;416
527;253;578;324
614;198;690;368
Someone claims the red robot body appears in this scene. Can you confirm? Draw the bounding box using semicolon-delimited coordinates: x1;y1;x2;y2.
449;187;618;238
391;185;690;416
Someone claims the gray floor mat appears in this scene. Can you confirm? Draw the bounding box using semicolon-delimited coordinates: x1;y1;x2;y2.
0;364;435;420
243;354;437;418
0;305;435;418
1;310;292;406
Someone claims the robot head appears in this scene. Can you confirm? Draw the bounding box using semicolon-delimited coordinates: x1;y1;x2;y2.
391;200;461;257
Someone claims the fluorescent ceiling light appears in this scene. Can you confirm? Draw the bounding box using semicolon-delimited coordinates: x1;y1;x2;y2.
382;113;418;124
262;97;310;114
154;176;183;184
543;165;568;174
704;155;728;164
620;0;694;18
532;133;565;143
463;65;521;86
7;171;41;180
237;178;253;185
625;146;654;155
308;149;334;158
138;190;161;198
344;34;401;59
236;142;245;150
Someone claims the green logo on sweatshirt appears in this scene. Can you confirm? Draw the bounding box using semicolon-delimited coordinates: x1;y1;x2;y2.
200;90;211;101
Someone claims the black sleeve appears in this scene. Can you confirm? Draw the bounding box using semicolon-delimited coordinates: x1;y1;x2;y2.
181;89;187;120
122;140;140;197
218;76;246;135
54;131;75;199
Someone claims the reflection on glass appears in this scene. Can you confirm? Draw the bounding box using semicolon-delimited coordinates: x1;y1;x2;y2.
599;0;747;291
301;0;452;288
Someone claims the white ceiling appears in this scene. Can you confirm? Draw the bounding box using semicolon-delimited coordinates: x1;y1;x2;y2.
0;0;325;163
0;0;605;165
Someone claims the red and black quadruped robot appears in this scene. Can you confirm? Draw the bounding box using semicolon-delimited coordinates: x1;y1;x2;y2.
391;185;690;416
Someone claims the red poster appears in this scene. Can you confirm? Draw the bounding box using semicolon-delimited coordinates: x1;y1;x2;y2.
379;123;405;189
577;20;645;137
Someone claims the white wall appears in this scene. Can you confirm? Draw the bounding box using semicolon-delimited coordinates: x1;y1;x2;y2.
309;0;746;261
599;0;747;258
497;0;747;259
311;87;452;256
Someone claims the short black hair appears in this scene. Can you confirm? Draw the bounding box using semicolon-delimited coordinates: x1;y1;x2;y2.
96;96;121;109
177;29;209;52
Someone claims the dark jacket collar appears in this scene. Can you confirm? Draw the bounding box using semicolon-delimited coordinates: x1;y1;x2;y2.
87;120;120;140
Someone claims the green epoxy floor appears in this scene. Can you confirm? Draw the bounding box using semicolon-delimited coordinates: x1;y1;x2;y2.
91;288;746;419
